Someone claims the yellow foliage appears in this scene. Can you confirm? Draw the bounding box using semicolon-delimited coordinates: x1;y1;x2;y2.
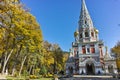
116;59;120;69
0;0;43;58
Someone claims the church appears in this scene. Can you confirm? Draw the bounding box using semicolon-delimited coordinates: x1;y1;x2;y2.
66;0;118;75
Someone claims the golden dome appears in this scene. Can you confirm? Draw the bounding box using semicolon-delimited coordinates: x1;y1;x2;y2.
74;31;79;37
94;28;99;34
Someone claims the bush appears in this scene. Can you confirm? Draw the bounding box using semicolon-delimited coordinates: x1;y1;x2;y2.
54;74;58;78
13;72;18;77
29;75;38;79
40;66;47;75
47;73;53;78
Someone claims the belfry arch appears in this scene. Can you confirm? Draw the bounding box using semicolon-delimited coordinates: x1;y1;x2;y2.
108;65;114;73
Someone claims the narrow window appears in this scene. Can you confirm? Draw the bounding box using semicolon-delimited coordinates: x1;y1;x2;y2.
74;48;77;57
85;20;87;24
80;33;82;38
91;32;94;37
77;51;79;57
99;47;103;56
90;45;95;53
87;48;90;53
82;45;86;54
91;48;95;53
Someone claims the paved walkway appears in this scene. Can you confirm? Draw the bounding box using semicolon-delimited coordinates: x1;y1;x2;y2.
0;74;6;79
59;75;119;80
60;77;118;80
73;75;113;78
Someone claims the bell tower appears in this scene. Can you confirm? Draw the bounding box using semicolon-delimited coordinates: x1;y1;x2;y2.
75;0;99;43
73;0;104;75
66;0;105;75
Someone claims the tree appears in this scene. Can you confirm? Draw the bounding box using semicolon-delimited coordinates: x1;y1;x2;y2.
0;0;43;75
111;41;120;72
41;41;67;75
0;0;67;77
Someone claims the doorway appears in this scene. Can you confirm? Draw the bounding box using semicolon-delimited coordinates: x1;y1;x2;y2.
68;67;73;74
86;63;95;75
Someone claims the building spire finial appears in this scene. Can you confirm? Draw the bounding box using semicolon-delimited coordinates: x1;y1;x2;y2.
79;0;94;29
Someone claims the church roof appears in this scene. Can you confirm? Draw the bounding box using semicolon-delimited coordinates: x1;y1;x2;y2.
104;52;112;60
79;0;94;29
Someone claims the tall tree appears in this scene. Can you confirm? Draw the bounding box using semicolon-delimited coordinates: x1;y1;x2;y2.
111;41;120;72
0;0;43;75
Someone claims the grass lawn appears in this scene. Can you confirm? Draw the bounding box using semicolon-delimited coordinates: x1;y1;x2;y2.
6;76;53;80
36;78;53;80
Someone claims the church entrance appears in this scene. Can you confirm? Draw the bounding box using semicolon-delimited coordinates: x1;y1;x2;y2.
86;63;95;75
68;67;73;74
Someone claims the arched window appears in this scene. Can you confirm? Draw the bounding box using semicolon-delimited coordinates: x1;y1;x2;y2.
85;32;89;37
108;65;114;73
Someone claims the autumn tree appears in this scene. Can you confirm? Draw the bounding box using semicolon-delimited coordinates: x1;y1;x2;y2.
42;41;68;75
0;0;43;75
111;41;120;72
0;0;68;77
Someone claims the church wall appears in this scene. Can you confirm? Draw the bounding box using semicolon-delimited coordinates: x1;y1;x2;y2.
79;68;86;74
104;60;118;74
78;43;100;55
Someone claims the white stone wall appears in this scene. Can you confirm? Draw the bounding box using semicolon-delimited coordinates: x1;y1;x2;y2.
79;68;86;74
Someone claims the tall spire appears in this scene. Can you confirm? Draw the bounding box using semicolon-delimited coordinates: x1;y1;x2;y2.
79;0;94;29
104;46;111;60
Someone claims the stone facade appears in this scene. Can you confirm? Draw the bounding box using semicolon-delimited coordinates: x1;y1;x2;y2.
66;0;117;75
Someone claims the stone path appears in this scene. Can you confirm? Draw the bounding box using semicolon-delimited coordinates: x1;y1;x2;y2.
60;77;119;80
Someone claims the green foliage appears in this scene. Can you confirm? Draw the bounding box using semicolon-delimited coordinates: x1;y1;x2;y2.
40;66;47;76
23;70;29;78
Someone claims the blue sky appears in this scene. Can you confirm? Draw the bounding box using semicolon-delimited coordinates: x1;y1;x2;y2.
21;0;120;51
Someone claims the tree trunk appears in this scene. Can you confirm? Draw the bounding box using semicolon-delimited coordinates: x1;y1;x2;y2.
2;49;14;75
12;44;22;76
29;65;33;75
32;65;35;75
19;55;27;76
12;66;16;76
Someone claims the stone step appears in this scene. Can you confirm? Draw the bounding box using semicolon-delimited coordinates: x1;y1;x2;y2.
73;75;113;78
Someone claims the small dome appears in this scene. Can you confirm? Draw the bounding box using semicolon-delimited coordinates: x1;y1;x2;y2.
96;29;99;33
94;28;99;34
74;31;79;37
